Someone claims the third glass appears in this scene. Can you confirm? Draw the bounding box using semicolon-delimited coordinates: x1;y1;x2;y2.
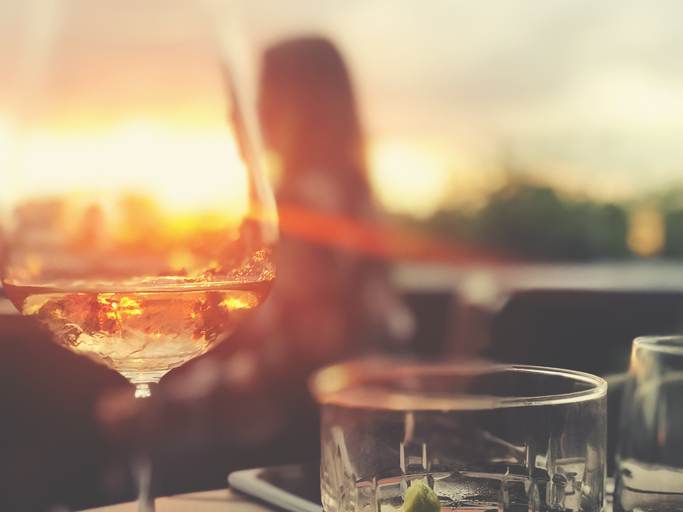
311;359;607;512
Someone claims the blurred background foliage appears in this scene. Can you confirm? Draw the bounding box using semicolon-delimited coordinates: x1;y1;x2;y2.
395;169;683;262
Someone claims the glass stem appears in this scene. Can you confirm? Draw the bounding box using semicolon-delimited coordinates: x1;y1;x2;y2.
134;384;156;512
135;383;152;399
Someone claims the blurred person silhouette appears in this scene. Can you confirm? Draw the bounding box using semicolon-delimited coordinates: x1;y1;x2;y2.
96;35;414;497
247;35;414;370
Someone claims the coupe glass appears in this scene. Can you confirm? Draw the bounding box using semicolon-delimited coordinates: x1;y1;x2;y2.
311;359;607;512
1;0;276;508
615;336;683;512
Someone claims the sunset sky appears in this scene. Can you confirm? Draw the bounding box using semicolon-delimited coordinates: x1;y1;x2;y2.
2;1;683;218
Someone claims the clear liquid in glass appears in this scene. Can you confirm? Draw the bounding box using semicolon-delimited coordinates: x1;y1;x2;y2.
3;278;272;383
321;399;605;512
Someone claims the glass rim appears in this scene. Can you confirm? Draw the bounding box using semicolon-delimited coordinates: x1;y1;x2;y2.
309;358;607;411
634;335;683;355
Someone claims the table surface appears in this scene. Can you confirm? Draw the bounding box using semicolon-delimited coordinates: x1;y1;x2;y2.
83;488;614;512
82;489;271;512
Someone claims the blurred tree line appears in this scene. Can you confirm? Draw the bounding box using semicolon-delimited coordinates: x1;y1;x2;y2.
402;176;683;261
656;187;683;258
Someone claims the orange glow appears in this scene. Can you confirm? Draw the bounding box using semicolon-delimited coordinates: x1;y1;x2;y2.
219;293;258;310
99;295;143;320
168;250;198;274
628;206;664;257
278;202;502;264
369;141;452;218
12;121;250;219
0;116;10;166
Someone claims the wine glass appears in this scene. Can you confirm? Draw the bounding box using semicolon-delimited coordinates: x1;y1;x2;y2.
1;0;276;508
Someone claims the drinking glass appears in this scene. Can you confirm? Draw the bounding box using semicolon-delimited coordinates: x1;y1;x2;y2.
615;336;683;512
311;359;607;512
1;1;276;508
